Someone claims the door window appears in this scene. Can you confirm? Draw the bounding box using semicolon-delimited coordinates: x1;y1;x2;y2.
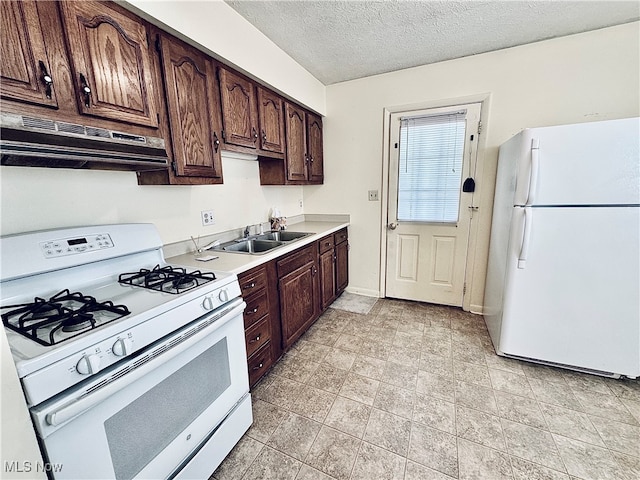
397;111;467;223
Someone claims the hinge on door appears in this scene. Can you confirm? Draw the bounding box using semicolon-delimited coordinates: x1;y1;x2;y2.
463;283;467;295
155;34;161;53
477;121;483;135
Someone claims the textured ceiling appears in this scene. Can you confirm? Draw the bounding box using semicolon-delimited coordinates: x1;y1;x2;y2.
225;0;640;85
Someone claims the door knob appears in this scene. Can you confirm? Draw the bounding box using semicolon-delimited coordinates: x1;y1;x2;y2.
388;223;397;230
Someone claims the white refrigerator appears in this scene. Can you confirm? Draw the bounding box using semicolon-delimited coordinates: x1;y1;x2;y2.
484;117;640;378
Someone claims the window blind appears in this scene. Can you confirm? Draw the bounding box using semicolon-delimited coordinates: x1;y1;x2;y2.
397;110;466;223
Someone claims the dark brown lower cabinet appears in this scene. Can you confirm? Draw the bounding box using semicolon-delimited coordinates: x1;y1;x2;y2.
277;243;320;349
335;230;349;295
319;228;349;311
239;230;348;387
237;262;281;388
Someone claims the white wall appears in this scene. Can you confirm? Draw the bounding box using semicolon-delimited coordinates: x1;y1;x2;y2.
305;22;640;309
0;156;303;242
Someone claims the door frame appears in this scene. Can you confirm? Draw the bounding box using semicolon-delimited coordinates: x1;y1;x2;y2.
379;93;491;312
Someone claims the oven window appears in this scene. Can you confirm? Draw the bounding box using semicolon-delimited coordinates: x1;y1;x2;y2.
104;338;231;480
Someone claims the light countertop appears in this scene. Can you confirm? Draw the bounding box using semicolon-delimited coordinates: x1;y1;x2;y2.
167;220;349;275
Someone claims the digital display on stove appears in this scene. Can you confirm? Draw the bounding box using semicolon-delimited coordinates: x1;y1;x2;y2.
67;238;88;246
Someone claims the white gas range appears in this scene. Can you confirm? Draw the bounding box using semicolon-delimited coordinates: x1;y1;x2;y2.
0;224;252;479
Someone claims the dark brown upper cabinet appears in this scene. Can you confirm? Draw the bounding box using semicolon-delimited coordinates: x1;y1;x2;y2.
155;33;223;182
284;102;308;182
259;102;324;185
58;0;159;128
218;66;259;149
1;1;59;109
306;112;324;184
256;87;285;155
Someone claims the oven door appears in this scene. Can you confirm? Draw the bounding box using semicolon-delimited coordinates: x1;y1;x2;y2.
30;298;250;480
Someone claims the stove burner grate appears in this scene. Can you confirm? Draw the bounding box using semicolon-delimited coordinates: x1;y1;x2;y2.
118;265;215;294
1;289;130;346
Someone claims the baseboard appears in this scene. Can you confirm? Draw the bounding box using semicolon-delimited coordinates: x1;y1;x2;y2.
344;286;381;298
469;304;485;315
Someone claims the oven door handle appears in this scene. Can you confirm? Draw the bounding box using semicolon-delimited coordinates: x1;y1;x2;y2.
44;299;245;428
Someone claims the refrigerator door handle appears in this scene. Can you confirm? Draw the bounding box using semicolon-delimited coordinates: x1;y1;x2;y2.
526;139;540;205
518;207;533;269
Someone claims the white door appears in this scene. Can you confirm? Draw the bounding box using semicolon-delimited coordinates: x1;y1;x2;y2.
385;103;481;306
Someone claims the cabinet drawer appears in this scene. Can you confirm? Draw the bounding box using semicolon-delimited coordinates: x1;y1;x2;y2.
318;234;334;254
277;243;317;277
334;228;348;245
248;341;273;387
238;267;268;297
245;315;271;358
243;290;269;329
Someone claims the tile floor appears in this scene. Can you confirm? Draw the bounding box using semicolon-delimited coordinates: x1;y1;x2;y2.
211;298;640;480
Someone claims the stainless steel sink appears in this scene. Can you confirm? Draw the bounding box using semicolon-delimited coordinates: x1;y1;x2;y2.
211;231;314;255
214;239;284;255
257;231;313;242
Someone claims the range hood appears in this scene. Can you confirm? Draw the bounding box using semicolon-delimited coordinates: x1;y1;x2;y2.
0;113;169;172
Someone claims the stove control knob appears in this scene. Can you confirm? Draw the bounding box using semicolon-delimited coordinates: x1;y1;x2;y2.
112;337;133;357
76;354;101;375
218;289;229;303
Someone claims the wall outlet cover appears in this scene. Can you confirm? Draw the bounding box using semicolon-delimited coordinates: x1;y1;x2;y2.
201;210;215;226
368;190;379;201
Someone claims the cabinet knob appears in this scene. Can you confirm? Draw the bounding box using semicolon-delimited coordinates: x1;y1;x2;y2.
248;307;259;315
252;362;264;371
252;127;258;142
262;129;267;144
79;73;91;108
249;335;261;344
245;282;256;289
213;131;220;153
39;61;53;99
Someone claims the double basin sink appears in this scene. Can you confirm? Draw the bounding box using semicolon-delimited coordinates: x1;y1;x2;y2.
212;231;314;255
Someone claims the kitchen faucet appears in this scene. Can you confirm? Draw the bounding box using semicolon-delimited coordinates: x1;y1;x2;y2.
244;223;265;238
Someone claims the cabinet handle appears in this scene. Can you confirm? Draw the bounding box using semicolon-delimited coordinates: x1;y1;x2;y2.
79;73;91;108
213;131;220;153
252;127;258;143
249;335;261;344
309;155;314;163
245;282;256;289
261;129;267;144
252;362;264;370
39;61;53;99
247;307;259;315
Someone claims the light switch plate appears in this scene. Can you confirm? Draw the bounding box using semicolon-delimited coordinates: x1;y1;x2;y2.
368;190;379;201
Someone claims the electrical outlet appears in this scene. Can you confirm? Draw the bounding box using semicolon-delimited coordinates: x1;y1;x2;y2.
298;199;303;208
368;190;379;201
201;210;215;226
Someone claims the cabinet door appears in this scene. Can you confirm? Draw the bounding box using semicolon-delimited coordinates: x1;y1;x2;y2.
59;1;159;127
158;34;222;179
1;1;58;108
279;262;319;348
257;87;285;154
319;249;336;311
335;239;349;294
218;66;259;148
284;102;308;182
307;113;324;183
